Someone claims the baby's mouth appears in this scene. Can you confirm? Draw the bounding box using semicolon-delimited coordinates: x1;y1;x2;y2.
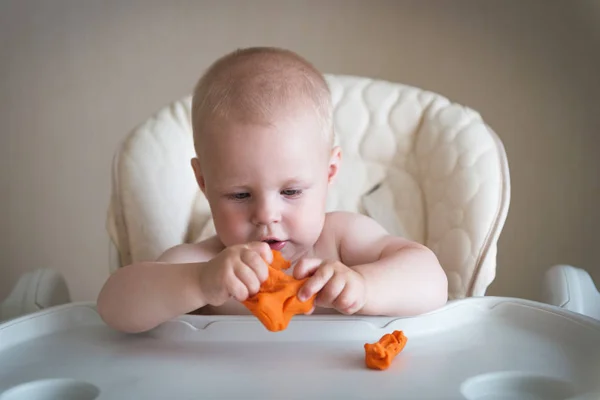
262;239;287;251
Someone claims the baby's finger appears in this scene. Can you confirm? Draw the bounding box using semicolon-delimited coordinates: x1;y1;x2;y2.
241;248;269;283
316;274;346;308
233;264;261;297
246;241;273;264
298;264;333;302
332;285;361;314
228;277;250;302
293;258;323;279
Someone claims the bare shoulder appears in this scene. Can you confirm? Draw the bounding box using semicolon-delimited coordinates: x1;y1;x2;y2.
324;211;388;246
324;211;385;233
157;235;224;263
324;211;425;265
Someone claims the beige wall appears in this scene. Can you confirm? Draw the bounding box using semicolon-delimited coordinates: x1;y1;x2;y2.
1;0;599;303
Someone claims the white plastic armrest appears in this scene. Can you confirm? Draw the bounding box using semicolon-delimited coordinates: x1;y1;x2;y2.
542;264;600;321
0;269;71;322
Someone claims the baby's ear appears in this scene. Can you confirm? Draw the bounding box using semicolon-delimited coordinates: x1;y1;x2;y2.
327;146;342;184
190;157;206;193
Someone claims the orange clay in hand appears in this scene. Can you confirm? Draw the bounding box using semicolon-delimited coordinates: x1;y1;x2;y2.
364;330;408;370
242;250;316;332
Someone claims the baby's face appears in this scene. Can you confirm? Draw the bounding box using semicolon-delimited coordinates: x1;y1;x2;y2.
194;110;339;262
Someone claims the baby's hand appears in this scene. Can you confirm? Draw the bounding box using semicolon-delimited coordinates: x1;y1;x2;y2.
198;242;272;306
294;259;366;315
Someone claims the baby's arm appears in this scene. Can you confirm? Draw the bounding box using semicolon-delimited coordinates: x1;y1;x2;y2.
97;239;272;333
336;212;448;316
96;241;216;334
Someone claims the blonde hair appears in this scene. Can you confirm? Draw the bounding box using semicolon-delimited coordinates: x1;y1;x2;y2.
191;47;333;154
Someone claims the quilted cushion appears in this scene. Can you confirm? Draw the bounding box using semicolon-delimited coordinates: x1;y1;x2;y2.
107;75;510;299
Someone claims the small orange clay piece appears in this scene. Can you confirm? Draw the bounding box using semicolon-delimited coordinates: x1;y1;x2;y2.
242;251;316;332
364;330;408;370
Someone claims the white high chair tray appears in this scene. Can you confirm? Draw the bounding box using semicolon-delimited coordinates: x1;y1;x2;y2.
0;297;599;400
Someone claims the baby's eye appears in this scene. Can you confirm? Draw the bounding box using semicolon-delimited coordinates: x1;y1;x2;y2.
227;192;250;201
281;189;302;198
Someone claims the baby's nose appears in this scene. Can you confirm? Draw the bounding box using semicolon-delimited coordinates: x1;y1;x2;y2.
252;198;281;225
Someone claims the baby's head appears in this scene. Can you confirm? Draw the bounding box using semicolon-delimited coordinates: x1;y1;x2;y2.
190;47;340;261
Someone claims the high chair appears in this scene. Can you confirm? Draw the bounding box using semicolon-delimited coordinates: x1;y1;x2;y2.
4;76;600;400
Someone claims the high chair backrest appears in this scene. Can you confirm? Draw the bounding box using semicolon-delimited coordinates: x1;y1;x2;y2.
106;75;510;299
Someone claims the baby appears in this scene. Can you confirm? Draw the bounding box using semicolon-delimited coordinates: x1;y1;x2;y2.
97;47;448;333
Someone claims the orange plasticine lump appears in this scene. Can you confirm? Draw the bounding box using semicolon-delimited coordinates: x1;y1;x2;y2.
242;250;316;332
364;330;408;370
